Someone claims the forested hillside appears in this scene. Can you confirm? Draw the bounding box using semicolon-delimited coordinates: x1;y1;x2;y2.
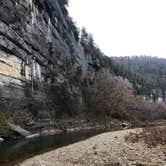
113;56;166;102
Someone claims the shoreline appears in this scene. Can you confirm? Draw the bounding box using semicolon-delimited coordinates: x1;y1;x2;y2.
3;118;123;141
17;128;166;166
25;125;109;139
1;126;108;166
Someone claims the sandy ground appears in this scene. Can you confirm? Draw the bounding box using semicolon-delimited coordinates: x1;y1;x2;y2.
17;128;166;166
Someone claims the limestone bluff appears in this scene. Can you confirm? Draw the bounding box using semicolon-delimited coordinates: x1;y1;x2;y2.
0;0;103;130
0;0;97;98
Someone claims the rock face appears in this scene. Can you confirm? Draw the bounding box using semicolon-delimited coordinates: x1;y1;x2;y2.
0;0;98;126
0;0;92;94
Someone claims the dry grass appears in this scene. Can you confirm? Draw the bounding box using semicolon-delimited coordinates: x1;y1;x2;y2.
125;127;166;147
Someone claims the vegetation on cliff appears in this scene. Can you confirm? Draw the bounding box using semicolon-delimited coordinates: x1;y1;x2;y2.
0;0;166;135
0;113;9;137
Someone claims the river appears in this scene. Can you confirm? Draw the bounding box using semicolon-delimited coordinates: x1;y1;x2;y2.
0;129;105;166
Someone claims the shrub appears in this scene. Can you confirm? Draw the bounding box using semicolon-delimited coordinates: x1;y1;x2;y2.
28;99;41;117
67;17;80;42
136;100;154;121
0;113;9;137
24;82;33;98
84;69;138;121
125;127;166;147
152;103;166;120
47;83;78;116
51;46;61;59
137;102;166;121
24;80;40;97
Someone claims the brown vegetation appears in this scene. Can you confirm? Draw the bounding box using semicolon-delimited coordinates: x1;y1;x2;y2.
125;127;166;147
137;101;166;121
85;69;138;121
152;103;166;120
83;69;166;125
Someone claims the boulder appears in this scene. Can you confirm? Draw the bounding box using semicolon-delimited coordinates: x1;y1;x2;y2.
8;123;31;137
0;137;4;142
121;122;129;129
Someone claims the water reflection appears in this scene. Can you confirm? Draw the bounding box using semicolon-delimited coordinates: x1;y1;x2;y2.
0;129;105;165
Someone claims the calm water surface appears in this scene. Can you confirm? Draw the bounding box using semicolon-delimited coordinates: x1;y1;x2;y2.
0;129;105;166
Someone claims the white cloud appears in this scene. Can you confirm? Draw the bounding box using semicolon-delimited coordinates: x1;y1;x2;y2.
69;0;166;58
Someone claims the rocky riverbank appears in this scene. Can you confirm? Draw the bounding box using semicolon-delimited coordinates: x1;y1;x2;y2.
4;117;123;141
17;128;166;166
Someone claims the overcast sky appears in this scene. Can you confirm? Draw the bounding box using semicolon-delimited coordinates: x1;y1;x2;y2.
68;0;166;58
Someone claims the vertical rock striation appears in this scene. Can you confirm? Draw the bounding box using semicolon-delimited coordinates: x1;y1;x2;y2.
0;0;96;97
0;0;100;126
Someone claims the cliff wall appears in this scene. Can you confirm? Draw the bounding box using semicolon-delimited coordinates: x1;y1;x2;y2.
0;0;95;98
0;0;100;128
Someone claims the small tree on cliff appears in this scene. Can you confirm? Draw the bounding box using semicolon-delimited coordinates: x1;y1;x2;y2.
58;0;68;6
58;0;69;16
80;28;89;47
67;17;80;42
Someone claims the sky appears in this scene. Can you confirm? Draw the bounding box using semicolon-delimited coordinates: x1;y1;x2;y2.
68;0;166;58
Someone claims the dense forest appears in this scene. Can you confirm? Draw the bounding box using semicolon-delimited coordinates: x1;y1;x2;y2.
113;56;166;102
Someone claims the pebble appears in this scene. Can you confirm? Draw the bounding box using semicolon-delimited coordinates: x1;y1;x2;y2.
18;128;166;166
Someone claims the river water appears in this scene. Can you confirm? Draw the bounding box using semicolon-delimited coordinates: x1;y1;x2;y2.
0;129;105;166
